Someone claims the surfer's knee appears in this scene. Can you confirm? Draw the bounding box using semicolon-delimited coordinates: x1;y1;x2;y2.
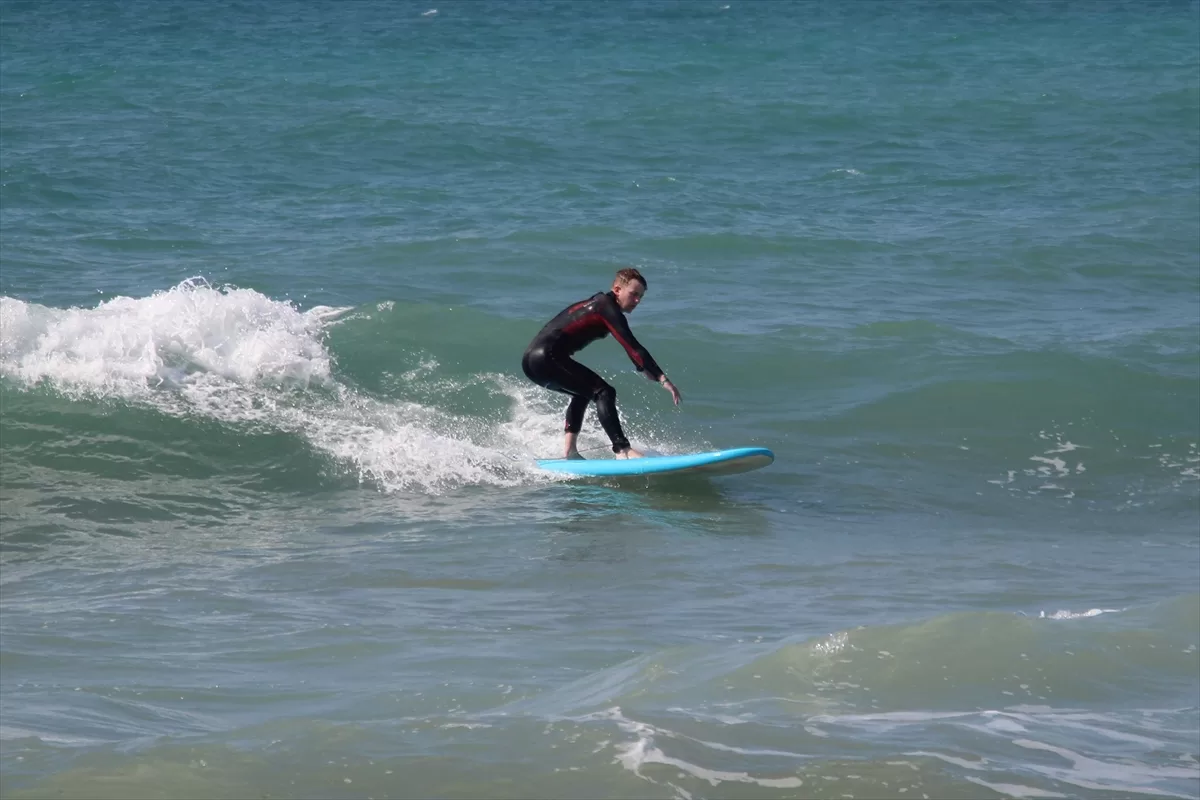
593;383;620;420
593;382;617;406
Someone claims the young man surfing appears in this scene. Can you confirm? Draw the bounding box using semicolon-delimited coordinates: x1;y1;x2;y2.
522;267;681;460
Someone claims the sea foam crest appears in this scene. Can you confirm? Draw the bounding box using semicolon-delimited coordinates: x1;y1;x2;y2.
0;278;340;398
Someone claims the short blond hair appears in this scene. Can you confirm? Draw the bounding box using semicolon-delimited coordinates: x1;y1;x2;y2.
614;267;647;289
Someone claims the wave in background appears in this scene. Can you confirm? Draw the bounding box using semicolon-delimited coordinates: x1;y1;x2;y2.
2;597;1195;800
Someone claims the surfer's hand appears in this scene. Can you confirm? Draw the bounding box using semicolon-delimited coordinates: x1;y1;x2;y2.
661;378;681;405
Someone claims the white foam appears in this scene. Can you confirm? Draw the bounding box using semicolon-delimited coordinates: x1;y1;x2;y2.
1012;738;1200;798
0;725;106;746
983;715;1028;734
1037;608;1122;620
1028;713;1167;748
597;702;1198;799
965;776;1068;798
302;389;537;493
872;707;1197;798
906;750;988;771
1029;456;1069;476
812;710;975;728
600;707;804;789
1;279;337;398
812;631;849;655
618;737;804;789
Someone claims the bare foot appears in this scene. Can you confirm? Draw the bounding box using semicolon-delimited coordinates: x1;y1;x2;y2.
615;447;644;460
565;450;585;460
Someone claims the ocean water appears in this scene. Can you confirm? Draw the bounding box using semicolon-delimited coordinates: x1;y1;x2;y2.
1;1;1198;798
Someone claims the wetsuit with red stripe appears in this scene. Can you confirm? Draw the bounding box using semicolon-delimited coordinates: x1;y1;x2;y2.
522;291;664;452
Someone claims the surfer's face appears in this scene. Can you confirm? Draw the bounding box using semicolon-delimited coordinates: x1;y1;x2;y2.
613;279;645;313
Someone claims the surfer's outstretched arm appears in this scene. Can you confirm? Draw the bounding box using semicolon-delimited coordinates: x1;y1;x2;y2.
597;293;681;405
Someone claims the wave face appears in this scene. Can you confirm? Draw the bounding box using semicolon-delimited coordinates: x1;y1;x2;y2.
1;1;1197;798
0;280;576;498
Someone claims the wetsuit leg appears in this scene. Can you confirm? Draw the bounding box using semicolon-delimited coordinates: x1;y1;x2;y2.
522;349;631;452
564;393;590;434
590;382;628;452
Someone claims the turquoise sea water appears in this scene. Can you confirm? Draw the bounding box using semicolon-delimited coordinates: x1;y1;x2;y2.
2;2;1198;797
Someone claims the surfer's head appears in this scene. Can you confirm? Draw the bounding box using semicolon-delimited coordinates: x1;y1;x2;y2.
612;267;647;313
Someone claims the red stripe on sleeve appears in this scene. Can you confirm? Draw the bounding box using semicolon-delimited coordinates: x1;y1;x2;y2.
603;319;644;369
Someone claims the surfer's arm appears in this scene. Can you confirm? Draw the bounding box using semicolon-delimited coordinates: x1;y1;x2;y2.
599;298;665;381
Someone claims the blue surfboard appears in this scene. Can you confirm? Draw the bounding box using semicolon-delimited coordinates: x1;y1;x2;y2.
536;447;774;478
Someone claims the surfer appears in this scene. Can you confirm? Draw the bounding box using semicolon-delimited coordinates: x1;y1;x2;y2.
522;268;681;460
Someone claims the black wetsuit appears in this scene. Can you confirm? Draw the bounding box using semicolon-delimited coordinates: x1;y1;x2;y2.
522;291;664;453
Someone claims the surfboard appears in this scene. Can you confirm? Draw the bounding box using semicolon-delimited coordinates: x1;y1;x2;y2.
536;447;774;478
